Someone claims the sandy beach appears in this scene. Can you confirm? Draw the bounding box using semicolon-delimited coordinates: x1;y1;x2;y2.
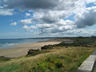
0;41;61;58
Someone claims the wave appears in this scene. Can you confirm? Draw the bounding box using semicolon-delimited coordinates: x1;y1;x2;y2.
0;38;48;49
0;43;19;48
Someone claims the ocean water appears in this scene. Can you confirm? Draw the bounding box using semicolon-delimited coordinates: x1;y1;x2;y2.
0;38;48;49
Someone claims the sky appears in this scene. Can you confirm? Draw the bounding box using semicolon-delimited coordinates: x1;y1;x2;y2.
0;0;96;39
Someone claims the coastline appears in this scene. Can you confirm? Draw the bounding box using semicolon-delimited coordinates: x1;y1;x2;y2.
0;41;61;58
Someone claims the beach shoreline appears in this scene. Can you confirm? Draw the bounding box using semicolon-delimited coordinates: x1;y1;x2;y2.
0;41;61;58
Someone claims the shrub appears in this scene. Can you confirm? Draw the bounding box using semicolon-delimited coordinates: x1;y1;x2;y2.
27;49;49;56
0;56;10;62
27;49;41;56
41;45;55;50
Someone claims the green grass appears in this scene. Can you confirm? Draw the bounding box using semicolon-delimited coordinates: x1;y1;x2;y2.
0;64;21;72
29;47;93;72
0;47;95;72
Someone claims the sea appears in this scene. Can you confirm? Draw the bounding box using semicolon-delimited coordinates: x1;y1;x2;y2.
0;38;48;49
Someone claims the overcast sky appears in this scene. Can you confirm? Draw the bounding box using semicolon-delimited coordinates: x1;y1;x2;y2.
0;0;96;39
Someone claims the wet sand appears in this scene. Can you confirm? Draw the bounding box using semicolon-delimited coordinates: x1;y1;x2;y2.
0;41;61;58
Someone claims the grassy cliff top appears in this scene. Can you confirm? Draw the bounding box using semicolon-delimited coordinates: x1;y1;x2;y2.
0;46;95;72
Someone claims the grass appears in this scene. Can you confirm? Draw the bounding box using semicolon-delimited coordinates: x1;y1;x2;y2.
0;46;95;72
0;56;10;62
29;47;94;72
58;38;96;47
93;64;96;72
0;64;21;72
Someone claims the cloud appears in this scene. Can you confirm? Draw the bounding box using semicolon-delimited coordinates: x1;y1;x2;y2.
23;25;37;33
0;0;14;15
10;22;17;26
85;0;96;3
0;9;13;15
32;20;75;34
4;0;96;36
5;0;60;10
23;25;29;29
75;7;96;28
5;0;85;11
25;13;31;16
20;19;32;24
